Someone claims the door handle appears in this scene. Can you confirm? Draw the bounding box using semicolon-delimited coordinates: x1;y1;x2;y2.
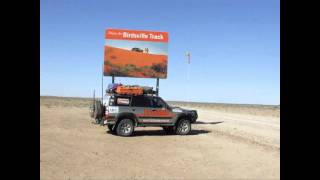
152;109;156;111
132;109;135;111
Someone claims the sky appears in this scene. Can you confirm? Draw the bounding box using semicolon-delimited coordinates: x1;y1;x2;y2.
40;0;280;105
106;40;168;55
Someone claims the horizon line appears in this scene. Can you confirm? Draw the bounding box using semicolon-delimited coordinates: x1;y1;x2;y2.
40;95;279;106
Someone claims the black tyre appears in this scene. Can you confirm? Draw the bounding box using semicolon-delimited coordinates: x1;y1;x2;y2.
100;107;107;126
116;119;134;137
100;119;104;126
95;118;100;124
162;126;175;134
175;119;191;135
93;100;103;119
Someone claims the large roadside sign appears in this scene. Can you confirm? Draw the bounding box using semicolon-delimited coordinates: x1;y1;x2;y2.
104;29;169;79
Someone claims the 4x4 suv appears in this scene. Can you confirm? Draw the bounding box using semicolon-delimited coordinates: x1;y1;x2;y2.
131;47;144;52
91;93;197;136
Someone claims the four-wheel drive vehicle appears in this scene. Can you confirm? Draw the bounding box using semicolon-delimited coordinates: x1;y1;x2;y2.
92;93;198;136
131;47;143;52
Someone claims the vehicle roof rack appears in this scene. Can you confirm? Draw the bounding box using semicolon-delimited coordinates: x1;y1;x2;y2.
106;84;156;96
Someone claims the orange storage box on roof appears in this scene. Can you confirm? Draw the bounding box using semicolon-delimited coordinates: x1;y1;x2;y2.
115;86;143;96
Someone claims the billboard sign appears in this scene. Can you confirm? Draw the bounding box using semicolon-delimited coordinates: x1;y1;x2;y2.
104;29;168;78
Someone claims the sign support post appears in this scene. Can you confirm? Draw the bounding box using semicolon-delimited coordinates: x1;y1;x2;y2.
156;78;159;96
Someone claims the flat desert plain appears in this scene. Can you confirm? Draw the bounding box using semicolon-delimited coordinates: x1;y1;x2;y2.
40;96;280;180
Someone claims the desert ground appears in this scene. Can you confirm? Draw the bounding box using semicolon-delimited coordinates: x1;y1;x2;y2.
40;96;280;180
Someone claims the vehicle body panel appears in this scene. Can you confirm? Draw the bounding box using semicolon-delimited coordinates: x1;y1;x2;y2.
103;94;197;127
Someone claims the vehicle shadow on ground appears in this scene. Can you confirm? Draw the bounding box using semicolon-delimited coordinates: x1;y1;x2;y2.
194;121;223;125
134;129;211;136
106;129;211;136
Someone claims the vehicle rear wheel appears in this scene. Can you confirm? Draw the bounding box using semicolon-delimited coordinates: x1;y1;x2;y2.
95;118;100;124
162;126;174;134
175;119;191;135
93;100;103;119
116;119;134;137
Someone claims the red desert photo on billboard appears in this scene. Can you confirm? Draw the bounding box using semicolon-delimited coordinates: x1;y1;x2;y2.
104;29;169;78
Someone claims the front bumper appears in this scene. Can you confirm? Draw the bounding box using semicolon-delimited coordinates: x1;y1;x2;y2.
190;110;198;123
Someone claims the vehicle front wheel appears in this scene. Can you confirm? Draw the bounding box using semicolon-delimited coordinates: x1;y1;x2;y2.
116;119;134;136
175;119;191;135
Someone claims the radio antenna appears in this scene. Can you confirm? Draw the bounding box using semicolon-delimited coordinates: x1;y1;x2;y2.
186;52;191;105
101;62;104;104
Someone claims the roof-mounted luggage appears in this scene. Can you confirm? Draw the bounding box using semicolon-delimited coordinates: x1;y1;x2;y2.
106;83;156;96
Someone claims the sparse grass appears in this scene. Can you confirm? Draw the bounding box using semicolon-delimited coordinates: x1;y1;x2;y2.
40;96;92;108
106;61;167;78
167;101;280;117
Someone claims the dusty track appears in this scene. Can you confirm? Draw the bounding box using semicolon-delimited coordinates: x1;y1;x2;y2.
40;97;280;180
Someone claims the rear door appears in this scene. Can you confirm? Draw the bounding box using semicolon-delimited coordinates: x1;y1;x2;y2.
132;96;173;124
130;96;152;124
149;97;174;124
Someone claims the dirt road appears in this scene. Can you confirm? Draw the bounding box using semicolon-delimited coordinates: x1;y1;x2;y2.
40;97;280;180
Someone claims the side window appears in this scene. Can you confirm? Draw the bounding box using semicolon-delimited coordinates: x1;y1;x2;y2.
152;97;166;108
115;97;130;106
131;96;152;107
